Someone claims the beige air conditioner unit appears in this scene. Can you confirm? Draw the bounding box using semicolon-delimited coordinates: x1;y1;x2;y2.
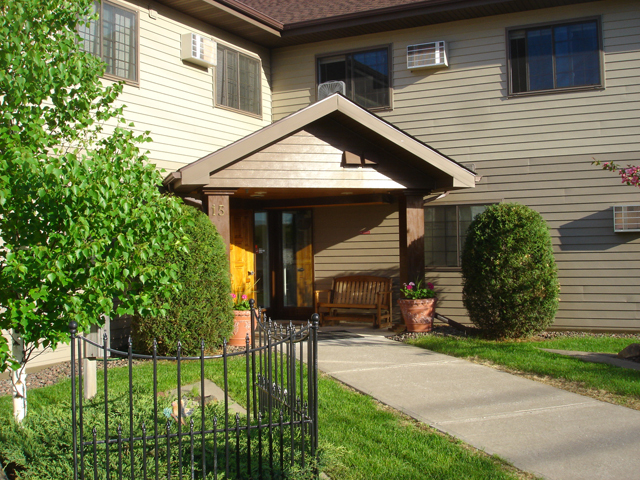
613;205;640;232
181;33;216;68
407;41;448;69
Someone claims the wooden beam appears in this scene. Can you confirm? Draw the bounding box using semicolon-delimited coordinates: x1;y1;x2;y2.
203;189;236;257
399;190;428;286
230;193;394;210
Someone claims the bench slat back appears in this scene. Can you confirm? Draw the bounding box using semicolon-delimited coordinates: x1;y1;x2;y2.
331;276;391;305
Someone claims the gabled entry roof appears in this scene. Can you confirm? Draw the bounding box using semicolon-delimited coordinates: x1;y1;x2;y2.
164;94;477;194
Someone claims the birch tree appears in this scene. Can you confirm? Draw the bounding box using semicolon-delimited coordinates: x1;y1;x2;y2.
0;0;185;420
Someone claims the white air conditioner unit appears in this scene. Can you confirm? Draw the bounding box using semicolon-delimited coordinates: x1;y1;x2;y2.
407;41;448;69
317;81;346;101
181;33;216;68
613;205;640;232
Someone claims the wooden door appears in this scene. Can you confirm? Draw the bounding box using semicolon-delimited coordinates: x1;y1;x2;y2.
230;209;255;300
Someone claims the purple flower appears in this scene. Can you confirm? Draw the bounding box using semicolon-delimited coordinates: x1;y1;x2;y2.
426;282;435;290
406;284;413;290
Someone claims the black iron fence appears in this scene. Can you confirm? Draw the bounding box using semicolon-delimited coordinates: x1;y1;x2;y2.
70;303;319;479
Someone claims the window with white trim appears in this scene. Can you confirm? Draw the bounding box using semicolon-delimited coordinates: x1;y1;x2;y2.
508;19;601;95
78;1;138;83
216;44;262;116
425;204;490;267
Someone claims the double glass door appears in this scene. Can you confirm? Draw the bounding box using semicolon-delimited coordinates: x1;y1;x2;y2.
253;210;314;319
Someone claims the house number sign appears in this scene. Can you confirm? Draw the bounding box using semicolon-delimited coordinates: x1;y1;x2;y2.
210;204;225;216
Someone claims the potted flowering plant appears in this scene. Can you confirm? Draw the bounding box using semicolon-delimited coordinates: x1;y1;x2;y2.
229;292;256;347
398;280;437;332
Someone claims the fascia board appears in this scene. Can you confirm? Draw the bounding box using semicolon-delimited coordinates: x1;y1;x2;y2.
179;96;341;186
334;96;477;188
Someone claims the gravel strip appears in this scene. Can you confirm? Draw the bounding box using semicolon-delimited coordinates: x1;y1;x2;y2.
390;324;640;343
0;345;250;398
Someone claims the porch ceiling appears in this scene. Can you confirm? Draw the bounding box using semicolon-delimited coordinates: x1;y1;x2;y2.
164;94;477;195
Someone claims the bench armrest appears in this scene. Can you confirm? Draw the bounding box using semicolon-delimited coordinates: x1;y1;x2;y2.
314;289;332;312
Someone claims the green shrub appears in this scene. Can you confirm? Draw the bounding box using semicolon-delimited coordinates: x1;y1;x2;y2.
132;203;234;355
461;203;559;339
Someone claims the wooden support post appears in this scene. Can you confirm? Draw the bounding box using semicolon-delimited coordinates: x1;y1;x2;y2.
399;191;427;287
84;358;97;400
202;189;236;257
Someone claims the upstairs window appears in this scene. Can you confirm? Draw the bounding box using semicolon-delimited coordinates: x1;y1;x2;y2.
425;204;489;268
317;46;391;110
216;44;262;116
508;19;601;95
78;1;138;83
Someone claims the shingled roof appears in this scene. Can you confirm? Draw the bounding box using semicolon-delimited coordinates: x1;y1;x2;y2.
233;0;435;25
155;0;599;47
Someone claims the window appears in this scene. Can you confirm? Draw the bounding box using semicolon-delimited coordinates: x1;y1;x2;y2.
78;1;138;83
216;44;261;116
509;19;601;94
317;47;390;109
425;204;489;267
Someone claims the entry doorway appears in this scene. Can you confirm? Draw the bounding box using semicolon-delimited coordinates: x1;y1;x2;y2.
232;209;314;320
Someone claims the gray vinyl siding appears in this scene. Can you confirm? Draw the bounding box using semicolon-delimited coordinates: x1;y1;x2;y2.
272;0;640;331
313;204;400;296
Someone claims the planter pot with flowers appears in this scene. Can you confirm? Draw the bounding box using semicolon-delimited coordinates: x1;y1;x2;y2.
398;281;437;333
229;293;257;347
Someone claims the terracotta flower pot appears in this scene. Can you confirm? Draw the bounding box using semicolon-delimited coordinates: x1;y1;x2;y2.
398;298;437;333
229;310;257;347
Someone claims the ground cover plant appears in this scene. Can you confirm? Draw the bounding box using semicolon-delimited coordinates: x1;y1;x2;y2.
0;358;531;480
406;330;640;409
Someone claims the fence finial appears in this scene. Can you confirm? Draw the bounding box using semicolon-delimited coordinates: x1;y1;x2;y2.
69;321;78;335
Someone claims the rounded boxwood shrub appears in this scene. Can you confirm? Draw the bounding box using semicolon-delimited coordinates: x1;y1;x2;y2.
132;203;234;355
461;203;559;339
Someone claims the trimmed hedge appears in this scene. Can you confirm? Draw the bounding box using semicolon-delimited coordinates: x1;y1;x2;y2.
132;203;234;355
461;203;559;339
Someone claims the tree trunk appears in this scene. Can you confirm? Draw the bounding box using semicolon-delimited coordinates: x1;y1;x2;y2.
11;333;27;423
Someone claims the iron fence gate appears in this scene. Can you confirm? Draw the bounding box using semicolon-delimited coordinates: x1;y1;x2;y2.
70;304;319;479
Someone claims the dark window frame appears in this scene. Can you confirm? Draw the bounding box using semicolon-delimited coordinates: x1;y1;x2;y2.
216;43;263;118
78;0;140;86
424;203;493;269
506;17;604;97
315;44;393;111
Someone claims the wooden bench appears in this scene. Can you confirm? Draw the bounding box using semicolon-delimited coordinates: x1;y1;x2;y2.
314;276;393;328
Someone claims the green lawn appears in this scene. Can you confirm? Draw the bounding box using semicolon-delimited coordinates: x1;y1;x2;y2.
0;358;532;480
406;333;640;408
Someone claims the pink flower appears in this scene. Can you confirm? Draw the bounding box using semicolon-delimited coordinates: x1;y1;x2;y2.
231;293;237;299
426;282;435;290
406;284;413;290
241;294;248;300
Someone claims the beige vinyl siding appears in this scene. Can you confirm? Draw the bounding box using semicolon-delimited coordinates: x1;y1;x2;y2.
111;0;272;171
272;0;640;331
1;331;70;372
313;205;400;299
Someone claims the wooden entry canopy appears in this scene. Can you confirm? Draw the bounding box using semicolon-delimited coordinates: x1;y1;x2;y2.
163;93;478;285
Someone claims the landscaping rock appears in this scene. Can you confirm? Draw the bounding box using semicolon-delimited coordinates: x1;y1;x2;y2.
618;343;640;360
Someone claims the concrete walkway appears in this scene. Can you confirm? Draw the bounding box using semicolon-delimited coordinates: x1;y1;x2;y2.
316;327;640;480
